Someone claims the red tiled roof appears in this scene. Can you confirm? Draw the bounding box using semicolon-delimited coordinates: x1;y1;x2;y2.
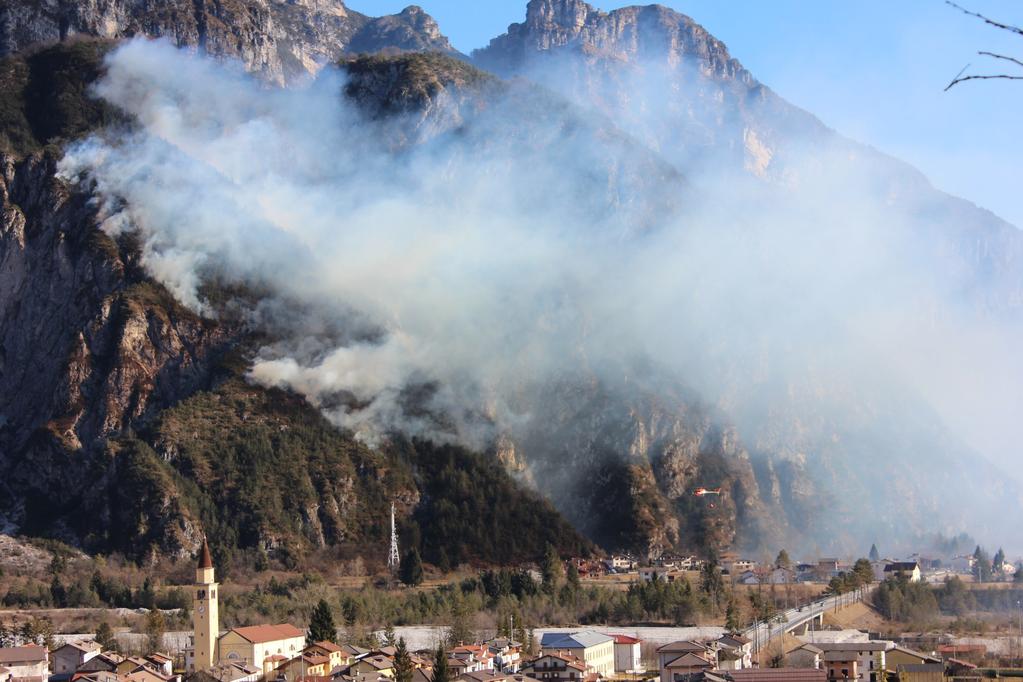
232;624;304;644
610;635;641;645
0;646;47;665
310;642;343;653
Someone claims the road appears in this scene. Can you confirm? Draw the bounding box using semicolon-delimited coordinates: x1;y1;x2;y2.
742;586;875;654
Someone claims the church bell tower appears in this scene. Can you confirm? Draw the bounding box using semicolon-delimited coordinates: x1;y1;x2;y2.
192;538;219;671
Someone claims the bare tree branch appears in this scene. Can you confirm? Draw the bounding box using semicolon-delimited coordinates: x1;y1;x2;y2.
945;73;1023;91
978;51;1023;69
946;0;1023;36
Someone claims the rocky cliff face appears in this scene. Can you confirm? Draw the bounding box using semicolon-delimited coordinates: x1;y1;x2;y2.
0;0;457;85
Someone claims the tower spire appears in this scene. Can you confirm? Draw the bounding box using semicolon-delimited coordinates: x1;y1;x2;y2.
388;502;400;571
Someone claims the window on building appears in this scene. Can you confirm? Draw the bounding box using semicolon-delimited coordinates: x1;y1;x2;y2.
197;589;206;599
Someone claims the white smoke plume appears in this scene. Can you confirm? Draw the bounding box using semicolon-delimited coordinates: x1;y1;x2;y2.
58;40;1022;549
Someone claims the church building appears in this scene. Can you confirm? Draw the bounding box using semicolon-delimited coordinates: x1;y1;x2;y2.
185;541;306;675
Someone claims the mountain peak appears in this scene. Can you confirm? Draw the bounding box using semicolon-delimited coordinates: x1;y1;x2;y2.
475;0;748;83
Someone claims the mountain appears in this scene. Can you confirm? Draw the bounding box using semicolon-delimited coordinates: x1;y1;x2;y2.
0;0;1020;563
0;38;589;565
475;0;1023;553
0;0;458;85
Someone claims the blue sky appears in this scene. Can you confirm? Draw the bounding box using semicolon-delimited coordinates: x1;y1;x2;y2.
347;0;1023;227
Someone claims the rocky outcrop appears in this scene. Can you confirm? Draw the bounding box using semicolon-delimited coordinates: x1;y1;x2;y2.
0;150;230;539
0;0;458;85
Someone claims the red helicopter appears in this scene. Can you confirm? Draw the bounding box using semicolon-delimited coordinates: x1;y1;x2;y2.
693;487;723;508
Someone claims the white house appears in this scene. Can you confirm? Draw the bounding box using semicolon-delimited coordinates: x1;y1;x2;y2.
883;562;921;583
610;635;642;673
540;632;615;677
815;642;892;682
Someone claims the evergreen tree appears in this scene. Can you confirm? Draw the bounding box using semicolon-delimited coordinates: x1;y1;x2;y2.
869;544;880;562
775;550;792;570
143;609;165;654
433;645;450;682
700;558;725;609
394;638;414;682
447;594;475;646
972;546;993;583
50;576;67;608
1014;563;1023;583
383;624;398;647
95;621;117;652
308;599;337;644
566;562;581;593
541;543;563;594
852;558;875;586
139;577;157;610
725;598;741;631
400;548;424;587
993;548;1006;576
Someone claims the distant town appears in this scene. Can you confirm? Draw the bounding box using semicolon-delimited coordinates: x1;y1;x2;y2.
2;536;1021;682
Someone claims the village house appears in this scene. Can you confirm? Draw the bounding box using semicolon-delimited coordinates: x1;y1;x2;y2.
662;652;714;681
450;645;494;674
303;643;349;672
823;651;858;682
520;652;588;682
786;644;823;670
52;641;102;677
883;562;922;583
201;661;262;682
74;653;125;677
712;634;751;671
816;642;891;682
609;635;642;673
275;652;332;682
639;567;688;584
656;641;715;682
885;646;940;669
538;633;613;677
484;638;523;673
348;655;395;678
893;663;944;682
0;646;49;682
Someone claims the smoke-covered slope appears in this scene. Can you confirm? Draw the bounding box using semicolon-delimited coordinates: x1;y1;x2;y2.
469;0;1023;554
0;40;591;565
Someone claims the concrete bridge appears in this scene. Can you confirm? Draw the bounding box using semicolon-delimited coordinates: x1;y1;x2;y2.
742;587;874;652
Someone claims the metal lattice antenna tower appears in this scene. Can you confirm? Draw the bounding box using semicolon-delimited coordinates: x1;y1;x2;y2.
387;502;400;571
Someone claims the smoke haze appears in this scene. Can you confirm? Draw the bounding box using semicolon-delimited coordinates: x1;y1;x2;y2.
58;40;1023;551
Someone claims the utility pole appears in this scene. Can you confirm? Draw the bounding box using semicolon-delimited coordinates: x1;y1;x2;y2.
388;502;400;572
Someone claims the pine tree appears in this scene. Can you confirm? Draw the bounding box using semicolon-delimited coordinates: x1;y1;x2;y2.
775;550;792;570
143;609;165;654
394;638;414;682
566;563;581;593
433;645;450;682
993;548;1006;576
400;548;424;587
383;624;397;647
725;599;741;631
869;544;880;562
95;621;117;652
541;543;563;594
308;599;337;644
